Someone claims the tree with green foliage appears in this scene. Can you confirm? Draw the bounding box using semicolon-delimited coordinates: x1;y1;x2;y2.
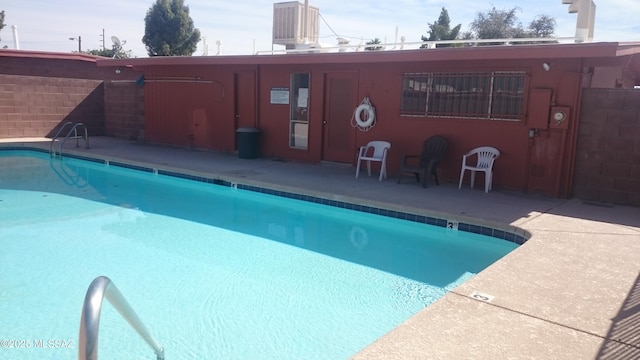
470;6;521;43
85;46;132;59
142;0;201;56
528;15;556;38
364;37;383;51
421;7;461;48
464;7;556;46
0;10;6;42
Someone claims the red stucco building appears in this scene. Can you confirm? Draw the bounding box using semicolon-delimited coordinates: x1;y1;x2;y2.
2;41;640;204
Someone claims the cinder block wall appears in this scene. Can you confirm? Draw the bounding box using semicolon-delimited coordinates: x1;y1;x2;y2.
104;81;145;140
0;54;143;140
0;74;104;138
573;88;640;206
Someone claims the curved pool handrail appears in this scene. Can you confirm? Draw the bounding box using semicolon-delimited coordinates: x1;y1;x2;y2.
50;122;90;158
78;276;165;360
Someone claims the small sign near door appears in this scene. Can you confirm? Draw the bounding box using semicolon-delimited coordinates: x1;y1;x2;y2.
270;87;289;104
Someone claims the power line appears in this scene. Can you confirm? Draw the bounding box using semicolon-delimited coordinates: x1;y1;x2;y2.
318;13;340;38
9;40;76;44
318;12;376;41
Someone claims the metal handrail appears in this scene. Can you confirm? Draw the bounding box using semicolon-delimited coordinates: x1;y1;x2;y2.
50;121;74;156
255;36;584;55
78;276;165;360
50;121;90;158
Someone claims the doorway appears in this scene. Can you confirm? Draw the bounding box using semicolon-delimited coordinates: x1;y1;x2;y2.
322;71;358;163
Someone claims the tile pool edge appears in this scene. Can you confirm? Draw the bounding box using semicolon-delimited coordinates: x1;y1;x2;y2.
1;145;531;245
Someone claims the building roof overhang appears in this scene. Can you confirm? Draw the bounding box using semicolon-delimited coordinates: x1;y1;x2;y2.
0;49;106;62
3;43;640;79
90;42;640;69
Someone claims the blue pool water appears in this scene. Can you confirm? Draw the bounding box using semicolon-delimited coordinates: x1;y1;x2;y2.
0;150;518;359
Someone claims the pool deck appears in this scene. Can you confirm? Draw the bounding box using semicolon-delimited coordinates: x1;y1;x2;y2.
3;137;640;359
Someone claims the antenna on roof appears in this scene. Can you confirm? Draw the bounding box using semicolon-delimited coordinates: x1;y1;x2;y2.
111;36;121;48
201;37;209;56
111;36;127;58
12;25;20;50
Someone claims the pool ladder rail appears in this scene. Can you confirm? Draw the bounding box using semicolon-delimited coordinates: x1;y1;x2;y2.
78;276;165;360
50;121;89;158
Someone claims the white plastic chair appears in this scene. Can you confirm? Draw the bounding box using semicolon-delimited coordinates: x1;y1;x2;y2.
356;141;391;181
458;146;500;193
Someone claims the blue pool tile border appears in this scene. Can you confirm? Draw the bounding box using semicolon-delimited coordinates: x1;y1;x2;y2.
157;169;226;185
3;147;529;245
108;161;154;173
235;183;528;245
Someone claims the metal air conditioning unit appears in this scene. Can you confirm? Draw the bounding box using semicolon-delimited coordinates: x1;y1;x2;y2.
273;1;320;49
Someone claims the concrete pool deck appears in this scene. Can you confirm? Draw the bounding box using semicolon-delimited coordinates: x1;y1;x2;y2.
2;137;640;359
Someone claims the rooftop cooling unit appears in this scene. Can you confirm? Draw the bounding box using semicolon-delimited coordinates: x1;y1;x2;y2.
273;1;320;49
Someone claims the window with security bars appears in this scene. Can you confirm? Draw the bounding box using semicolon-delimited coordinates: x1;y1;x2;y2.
400;71;528;121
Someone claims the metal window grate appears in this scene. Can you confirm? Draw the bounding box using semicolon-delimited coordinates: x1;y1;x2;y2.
401;72;527;120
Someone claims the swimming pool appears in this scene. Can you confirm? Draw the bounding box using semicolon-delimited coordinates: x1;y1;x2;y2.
0;149;519;359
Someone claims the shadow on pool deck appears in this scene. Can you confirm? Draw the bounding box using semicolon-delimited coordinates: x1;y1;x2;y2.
3;137;640;359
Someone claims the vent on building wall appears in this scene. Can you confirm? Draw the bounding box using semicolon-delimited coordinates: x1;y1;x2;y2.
273;1;320;49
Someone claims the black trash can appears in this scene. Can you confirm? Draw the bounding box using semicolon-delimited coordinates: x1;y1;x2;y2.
236;127;261;159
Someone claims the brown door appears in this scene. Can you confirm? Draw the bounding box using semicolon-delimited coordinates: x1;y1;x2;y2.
190;108;209;148
322;71;358;163
234;71;257;147
527;129;565;196
525;88;569;197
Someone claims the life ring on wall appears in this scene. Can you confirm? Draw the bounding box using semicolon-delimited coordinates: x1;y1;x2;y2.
354;104;375;127
351;97;376;131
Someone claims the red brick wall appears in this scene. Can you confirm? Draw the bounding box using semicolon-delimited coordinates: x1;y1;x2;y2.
0;54;143;140
0;74;104;138
573;88;640;206
104;81;145;140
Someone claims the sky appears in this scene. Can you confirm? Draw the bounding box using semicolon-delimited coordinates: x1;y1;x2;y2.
1;0;639;58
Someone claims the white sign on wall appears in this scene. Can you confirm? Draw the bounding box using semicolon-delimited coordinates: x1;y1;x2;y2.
270;87;289;104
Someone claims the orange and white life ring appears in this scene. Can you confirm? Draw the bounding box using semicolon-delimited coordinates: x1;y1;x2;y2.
352;97;376;131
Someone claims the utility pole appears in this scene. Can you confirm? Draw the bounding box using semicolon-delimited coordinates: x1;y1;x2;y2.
69;36;82;52
100;28;105;50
